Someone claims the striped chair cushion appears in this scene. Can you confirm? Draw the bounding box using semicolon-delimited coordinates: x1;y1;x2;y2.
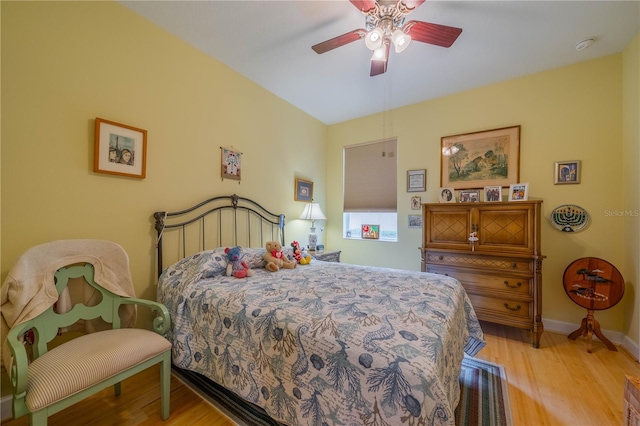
26;328;171;411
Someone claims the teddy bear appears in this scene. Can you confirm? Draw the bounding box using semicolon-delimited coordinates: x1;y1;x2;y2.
263;240;297;272
225;246;253;278
291;240;311;265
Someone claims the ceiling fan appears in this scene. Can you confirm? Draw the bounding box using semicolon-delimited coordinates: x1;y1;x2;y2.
312;0;462;77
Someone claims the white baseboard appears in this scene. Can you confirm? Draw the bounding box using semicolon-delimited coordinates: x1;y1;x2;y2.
622;335;640;361
1;395;12;421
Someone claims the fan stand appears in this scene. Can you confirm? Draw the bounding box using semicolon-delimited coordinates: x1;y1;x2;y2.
567;309;616;353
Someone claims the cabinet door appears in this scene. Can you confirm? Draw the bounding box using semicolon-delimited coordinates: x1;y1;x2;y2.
423;204;473;250
475;203;536;254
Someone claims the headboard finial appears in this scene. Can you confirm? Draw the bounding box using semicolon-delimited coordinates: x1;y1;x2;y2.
153;211;166;234
231;194;239;209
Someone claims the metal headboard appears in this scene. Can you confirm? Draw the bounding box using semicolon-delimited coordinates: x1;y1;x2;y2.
153;194;285;276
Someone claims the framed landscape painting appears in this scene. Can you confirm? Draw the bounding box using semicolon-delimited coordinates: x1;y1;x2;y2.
441;125;520;190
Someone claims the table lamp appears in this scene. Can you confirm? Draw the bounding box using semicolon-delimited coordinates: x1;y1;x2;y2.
299;202;326;251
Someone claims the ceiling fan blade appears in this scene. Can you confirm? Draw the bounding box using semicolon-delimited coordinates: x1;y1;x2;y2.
404;20;462;48
350;0;377;13
312;29;366;54
370;43;390;77
398;0;425;11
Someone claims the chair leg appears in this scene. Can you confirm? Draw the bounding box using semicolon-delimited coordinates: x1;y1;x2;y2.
30;410;47;426
114;382;121;396
160;355;171;420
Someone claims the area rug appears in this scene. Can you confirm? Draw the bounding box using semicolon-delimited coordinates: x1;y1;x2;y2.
172;355;512;426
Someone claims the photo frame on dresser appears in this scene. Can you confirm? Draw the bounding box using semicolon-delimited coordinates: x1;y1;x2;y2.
509;182;529;201
484;186;503;202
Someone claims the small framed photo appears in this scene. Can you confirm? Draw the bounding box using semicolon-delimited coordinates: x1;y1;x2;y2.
509;183;529;201
94;118;147;178
361;224;379;239
408;215;422;229
221;147;242;180
459;189;480;203
483;186;502;202
439;187;455;203
295;178;313;202
554;160;581;184
407;169;426;192
411;196;422;210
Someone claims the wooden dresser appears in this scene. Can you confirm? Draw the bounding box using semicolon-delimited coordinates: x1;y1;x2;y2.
420;200;544;347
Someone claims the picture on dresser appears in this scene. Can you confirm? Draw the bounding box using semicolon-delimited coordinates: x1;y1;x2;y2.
484;185;503;202
441;125;520;190
509;182;529;201
438;187;455;203
459;189;480;202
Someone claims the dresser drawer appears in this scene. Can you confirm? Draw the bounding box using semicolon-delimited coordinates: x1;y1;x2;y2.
467;293;532;320
426;266;531;296
425;252;533;273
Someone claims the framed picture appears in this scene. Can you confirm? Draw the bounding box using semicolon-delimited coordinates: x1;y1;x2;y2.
408;215;422;229
407;169;426;192
508;182;529;201
484;185;503;202
411;196;422;210
554;160;581;184
361;224;379;239
221;147;242;180
441;125;520;189
459;189;480;203
439;187;455;203
94;118;147;178
295;178;313;202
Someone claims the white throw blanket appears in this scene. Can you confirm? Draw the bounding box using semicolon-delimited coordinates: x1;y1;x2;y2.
1;240;137;374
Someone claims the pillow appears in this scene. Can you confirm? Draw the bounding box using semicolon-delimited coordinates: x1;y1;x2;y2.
241;247;266;269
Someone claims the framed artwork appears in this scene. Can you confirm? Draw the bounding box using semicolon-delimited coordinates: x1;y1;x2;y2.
221;147;242;180
411;196;422;210
441;125;520;189
361;224;379;239
94;118;147;179
295;178;313;202
554;160;581;184
407;169;426;192
459;189;480;202
484;185;503;202
439;187;455;203
509;182;529;201
408;215;422;229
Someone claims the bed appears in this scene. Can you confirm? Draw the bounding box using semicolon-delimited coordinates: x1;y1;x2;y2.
154;194;485;425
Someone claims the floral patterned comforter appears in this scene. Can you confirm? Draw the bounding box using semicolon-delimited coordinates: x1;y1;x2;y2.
157;248;485;426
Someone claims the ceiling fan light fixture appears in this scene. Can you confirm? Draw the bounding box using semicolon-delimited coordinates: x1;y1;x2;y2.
371;45;388;61
365;28;384;50
391;29;411;53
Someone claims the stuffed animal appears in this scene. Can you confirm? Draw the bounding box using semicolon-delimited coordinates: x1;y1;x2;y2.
225;246;253;278
291;240;311;265
264;241;297;272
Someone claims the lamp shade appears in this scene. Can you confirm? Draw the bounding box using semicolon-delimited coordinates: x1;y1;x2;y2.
364;28;384;50
391;29;411;53
299;203;327;222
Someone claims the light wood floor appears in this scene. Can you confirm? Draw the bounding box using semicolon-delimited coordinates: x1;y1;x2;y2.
2;323;639;425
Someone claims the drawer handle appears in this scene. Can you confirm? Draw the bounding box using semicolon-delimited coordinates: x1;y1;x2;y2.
511;263;518;269
438;256;444;260
504;280;522;289
504;303;521;312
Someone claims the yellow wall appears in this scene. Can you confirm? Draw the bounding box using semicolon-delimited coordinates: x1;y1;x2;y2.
622;32;640;354
2;2;637;350
327;54;631;335
1;1;326;324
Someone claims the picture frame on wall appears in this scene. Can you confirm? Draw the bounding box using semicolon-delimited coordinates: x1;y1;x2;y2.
459;189;480;202
441;125;520;190
509;182;529;201
221;146;242;180
439;187;455;203
94;118;147;179
484;185;503;202
361;224;379;239
407;169;426;192
408;215;422;229
294;178;313;202
554;160;581;184
411;196;422;210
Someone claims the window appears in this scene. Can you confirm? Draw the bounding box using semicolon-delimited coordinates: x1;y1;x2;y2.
343;139;397;241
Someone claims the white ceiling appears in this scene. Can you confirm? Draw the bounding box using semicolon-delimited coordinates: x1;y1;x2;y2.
121;0;640;125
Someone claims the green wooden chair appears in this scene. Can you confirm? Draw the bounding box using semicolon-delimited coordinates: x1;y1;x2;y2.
5;263;172;425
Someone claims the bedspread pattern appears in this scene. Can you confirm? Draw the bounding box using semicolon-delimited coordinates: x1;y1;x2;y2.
158;251;484;426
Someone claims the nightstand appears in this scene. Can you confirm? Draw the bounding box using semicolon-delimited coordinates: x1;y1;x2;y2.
310;250;341;263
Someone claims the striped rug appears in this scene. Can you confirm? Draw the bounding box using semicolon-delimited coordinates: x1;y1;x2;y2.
173;355;512;426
